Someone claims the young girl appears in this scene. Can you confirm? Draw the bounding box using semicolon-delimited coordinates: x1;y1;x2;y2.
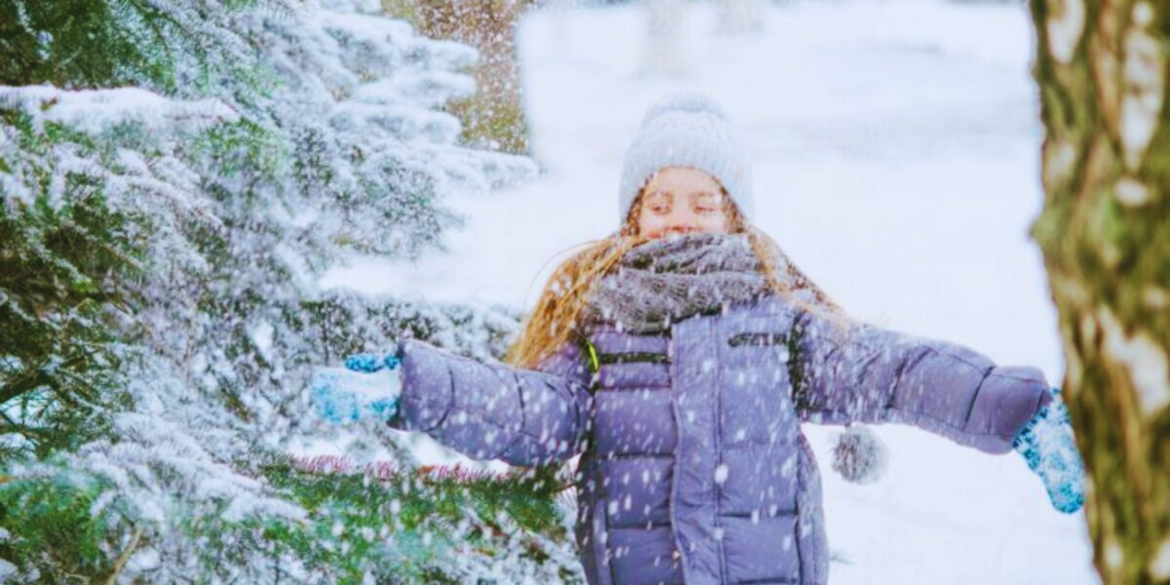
312;93;1083;585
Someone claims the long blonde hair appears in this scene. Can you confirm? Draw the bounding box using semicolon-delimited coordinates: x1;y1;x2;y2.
502;188;853;369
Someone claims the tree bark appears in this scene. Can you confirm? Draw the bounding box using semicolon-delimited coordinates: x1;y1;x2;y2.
716;0;765;35
1028;0;1170;583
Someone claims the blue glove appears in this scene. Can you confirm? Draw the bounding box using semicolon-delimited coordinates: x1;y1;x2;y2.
310;351;403;425
1012;387;1086;514
343;352;401;374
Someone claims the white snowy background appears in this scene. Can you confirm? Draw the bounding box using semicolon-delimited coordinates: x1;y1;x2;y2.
320;0;1100;583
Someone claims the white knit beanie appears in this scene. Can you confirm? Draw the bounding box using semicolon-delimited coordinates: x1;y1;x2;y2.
618;92;755;225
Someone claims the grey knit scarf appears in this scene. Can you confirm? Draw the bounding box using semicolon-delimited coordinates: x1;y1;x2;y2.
580;232;778;334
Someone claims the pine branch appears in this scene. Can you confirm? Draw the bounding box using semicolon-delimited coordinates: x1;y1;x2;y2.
102;525;144;585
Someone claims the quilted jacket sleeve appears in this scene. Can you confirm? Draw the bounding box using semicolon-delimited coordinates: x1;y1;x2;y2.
789;308;1053;454
384;337;594;466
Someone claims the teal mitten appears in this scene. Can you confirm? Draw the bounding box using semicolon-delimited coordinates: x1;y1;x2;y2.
1012;387;1086;514
310;351;402;424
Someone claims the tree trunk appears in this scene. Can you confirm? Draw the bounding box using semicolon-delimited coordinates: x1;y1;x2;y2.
1028;0;1170;583
643;0;689;77
716;0;765;35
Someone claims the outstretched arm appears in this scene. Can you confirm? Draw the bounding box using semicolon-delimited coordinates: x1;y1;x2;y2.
789;307;1052;454
386;337;594;466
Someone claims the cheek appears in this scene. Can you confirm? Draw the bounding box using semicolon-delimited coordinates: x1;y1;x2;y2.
637;212;664;235
700;213;730;232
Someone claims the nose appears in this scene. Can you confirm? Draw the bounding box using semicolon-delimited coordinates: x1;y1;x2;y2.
652;215;699;239
662;208;699;232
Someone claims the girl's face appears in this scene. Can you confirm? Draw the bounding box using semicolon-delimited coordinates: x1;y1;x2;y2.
635;166;731;239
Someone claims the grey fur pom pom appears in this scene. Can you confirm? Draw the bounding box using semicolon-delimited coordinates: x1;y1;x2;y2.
831;424;888;484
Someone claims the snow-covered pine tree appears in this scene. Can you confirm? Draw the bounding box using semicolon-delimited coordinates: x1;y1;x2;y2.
0;0;581;582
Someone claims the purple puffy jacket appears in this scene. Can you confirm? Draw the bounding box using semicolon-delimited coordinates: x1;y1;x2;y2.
386;295;1052;585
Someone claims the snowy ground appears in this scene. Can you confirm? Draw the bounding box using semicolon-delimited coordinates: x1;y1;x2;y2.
321;0;1099;583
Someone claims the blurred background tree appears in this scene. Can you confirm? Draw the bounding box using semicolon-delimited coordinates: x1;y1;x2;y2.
383;0;536;154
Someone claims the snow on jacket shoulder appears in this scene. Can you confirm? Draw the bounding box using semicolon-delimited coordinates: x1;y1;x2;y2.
386;294;1051;585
